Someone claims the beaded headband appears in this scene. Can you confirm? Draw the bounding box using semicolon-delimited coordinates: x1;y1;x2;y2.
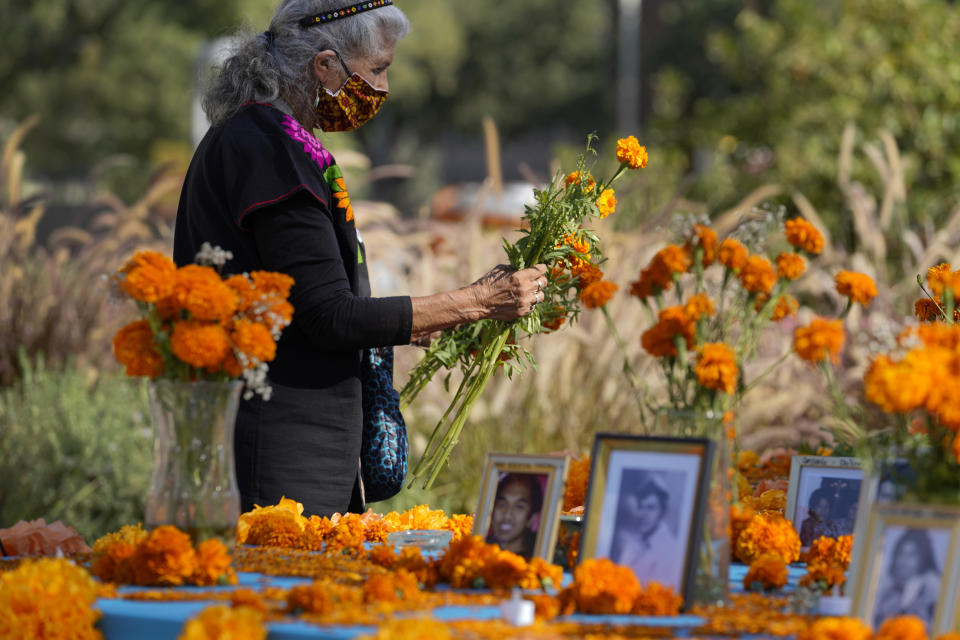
298;0;393;28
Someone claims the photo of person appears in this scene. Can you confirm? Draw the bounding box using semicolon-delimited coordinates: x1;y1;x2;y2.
872;527;947;631
791;465;863;548
609;470;686;589
484;472;546;560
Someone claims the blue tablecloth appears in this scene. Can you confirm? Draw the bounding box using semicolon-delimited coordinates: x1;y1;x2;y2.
94;563;812;639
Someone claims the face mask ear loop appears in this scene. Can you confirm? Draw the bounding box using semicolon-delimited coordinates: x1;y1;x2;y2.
333;50;352;77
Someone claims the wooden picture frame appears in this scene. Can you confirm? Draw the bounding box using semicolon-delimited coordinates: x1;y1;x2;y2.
472;454;569;562
785;455;863;550
578;433;714;608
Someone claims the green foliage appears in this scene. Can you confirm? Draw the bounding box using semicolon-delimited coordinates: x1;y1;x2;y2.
0;357;152;541
651;0;960;236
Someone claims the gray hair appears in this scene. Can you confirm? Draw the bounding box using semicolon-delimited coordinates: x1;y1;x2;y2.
202;0;409;127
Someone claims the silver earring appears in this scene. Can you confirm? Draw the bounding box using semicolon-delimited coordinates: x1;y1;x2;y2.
314;87;321;108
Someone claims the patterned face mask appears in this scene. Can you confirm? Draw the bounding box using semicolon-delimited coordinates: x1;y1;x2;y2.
314;53;388;132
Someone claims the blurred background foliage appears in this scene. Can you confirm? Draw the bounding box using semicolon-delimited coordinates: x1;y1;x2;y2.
3;0;960;535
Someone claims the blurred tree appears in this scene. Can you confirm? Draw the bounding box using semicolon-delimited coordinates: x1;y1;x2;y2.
0;1;244;180
649;0;960;239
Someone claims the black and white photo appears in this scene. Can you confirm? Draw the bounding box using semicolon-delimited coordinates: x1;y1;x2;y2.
580;434;713;604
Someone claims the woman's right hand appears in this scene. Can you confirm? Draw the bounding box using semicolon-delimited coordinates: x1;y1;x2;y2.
471;263;548;322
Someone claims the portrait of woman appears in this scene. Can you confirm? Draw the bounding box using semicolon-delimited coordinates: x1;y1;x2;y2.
173;0;547;518
799;487;843;547
873;528;942;630
611;474;681;588
484;473;545;560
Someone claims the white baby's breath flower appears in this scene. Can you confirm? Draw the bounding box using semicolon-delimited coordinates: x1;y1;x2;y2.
194;242;234;268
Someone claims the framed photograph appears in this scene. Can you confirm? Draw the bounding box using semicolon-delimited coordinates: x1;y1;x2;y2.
578;433;714;606
472;454;569;561
851;502;960;635
785;455;863;549
848;460;916;597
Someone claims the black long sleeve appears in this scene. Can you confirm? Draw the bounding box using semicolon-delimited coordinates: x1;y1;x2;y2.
250;194;413;352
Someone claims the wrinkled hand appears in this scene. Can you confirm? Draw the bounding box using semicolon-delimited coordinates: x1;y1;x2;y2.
472;263;548;321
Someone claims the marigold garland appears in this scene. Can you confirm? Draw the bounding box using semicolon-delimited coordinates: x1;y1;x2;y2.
0;558;102;640
562;455;591;512
177;605;266;640
794;317;845;365
835;270;878;306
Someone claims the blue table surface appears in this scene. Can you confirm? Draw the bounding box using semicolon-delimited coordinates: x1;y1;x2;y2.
94;563;813;639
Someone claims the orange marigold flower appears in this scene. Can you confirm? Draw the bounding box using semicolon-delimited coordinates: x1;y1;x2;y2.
688;224;718;267
133;525;198;586
875;615;928;640
835;270;878;306
179;604;267;640
799;617;872;640
92;540;137;584
563;456;591;512
776;252;806;280
93;523;148;553
718;238;749;271
230;319;277;363
771;295;799;321
356;617;453;640
170;320;232;371
580;280;618;309
0;558;102;640
225;274;257;312
641;306;695;358
785;218;824;255
565;171;596;192
562;232;591;257
616;136;648;169
596;188;617;218
864;352;933;413
250;271;295;298
568;558;642;614
793;317;845;365
915;297;942;322
542;305;567;331
192;539;234;587
743;553;789;590
658;244;692;275
684;292;715;321
113;319;165;378
734;514;801;564
172;264;238;323
695;343;739;394
927;262;953;296
739;255;777;296
362;569;421;603
120;250;177;303
574;262;604;288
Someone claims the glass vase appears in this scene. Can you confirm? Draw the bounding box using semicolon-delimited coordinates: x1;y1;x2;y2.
145;379;243;545
655;409;732;606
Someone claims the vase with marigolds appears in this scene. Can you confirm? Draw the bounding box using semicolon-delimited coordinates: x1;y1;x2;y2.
111;244;295;544
655;409;732;606
145;379;243;544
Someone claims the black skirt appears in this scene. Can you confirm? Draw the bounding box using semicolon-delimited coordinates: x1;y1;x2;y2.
234;378;365;517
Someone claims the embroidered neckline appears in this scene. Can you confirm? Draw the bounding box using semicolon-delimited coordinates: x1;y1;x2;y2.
280;115;334;170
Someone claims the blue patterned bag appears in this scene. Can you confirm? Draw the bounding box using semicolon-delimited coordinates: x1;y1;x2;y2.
359;346;408;502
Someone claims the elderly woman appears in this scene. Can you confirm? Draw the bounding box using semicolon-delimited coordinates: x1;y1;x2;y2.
173;0;546;517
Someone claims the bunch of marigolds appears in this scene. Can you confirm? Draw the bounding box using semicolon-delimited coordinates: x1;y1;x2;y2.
112;247;294;399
